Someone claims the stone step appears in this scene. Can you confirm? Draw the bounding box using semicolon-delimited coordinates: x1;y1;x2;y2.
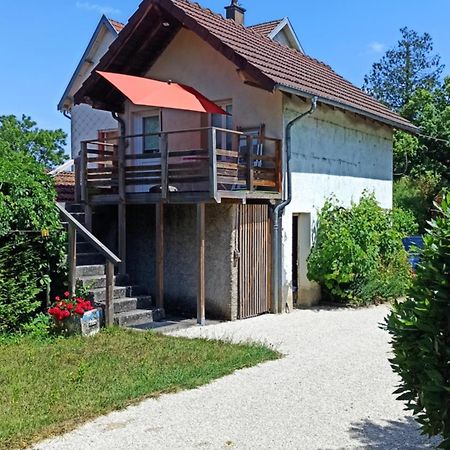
77;252;105;266
76;264;105;277
65;203;84;213
91;285;147;302
78;274;116;289
111;296;153;314
76;241;94;253
71;212;86;224
114;308;164;327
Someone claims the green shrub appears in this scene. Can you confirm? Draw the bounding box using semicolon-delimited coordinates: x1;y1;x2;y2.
385;194;450;448
392;207;419;236
393;172;442;232
307;193;411;306
0;148;66;333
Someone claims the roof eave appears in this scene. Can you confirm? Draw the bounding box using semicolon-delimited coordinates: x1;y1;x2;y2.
277;84;418;134
57;15;120;112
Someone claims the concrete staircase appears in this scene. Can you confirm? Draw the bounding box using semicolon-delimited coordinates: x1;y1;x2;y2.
62;203;163;327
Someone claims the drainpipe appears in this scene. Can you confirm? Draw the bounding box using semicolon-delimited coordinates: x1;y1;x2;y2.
271;96;317;314
112;112;126;136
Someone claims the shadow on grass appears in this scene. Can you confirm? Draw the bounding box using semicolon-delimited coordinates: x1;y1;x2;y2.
348;416;439;449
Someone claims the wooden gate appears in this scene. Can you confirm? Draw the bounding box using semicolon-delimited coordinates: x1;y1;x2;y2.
237;204;272;319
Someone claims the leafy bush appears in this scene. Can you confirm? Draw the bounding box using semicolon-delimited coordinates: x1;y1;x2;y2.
393;172;442;232
385;194;450;447
307;194;411;306
391;207;419;236
0;147;66;333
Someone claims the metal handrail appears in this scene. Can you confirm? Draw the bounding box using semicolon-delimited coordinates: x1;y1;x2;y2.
56;202;120;326
56;202;121;265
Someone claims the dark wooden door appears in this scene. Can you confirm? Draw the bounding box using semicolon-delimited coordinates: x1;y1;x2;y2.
237;204;272;319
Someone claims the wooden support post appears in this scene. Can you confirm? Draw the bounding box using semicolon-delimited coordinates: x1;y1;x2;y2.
68;223;77;295
197;203;206;325
74;156;81;203
118;203;126;276
160;133;169;201
208;127;219;202
155;203;164;311
118;136;127;276
246;135;254;191
105;261;114;327
80;142;88;205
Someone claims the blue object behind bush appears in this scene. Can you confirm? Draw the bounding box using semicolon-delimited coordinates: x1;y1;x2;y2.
402;236;424;270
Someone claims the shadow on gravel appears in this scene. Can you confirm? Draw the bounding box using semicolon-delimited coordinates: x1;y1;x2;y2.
348;417;438;449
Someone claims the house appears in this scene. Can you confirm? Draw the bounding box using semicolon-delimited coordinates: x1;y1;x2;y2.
58;0;415;327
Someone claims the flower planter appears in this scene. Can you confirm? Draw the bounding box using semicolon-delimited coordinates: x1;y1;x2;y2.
53;308;101;336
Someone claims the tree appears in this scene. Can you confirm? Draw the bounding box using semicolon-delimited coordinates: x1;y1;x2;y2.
0;146;66;333
363;27;444;112
386;194;450;447
0;115;67;168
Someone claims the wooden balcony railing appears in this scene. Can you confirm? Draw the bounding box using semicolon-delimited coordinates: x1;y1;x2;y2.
77;127;282;204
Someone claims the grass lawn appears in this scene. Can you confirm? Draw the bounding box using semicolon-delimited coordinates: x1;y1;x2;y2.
0;327;279;449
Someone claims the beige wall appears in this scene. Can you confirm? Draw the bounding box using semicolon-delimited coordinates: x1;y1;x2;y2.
121;28;283;143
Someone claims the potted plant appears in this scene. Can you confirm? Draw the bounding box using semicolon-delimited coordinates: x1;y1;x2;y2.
48;291;101;336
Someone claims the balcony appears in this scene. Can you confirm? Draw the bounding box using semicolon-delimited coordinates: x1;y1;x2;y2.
76;127;283;205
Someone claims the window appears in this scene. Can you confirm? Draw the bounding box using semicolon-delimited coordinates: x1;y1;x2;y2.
212;104;233;150
143;115;160;153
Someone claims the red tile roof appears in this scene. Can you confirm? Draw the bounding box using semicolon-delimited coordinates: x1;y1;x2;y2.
54;172;75;202
248;19;283;37
108;18;125;33
169;0;415;132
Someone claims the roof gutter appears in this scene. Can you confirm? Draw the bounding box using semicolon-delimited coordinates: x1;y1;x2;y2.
271;96;317;314
277;85;418;134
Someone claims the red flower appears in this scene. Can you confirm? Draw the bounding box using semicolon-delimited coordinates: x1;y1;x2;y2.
74;306;84;316
67;303;74;310
55;296;60;301
62;309;70;318
64;291;70;298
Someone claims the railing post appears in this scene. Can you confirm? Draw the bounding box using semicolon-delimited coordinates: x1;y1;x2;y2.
105;261;114;327
246;135;254;191
68;223;77;295
275;140;283;193
118;136;126;276
160;132;169;201
74;156;81;203
208;127;218;202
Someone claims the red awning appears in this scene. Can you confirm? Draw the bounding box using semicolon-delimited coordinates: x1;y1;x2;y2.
96;71;228;115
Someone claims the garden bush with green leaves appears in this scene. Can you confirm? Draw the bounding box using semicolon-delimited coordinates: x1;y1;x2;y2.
0;147;66;333
385;193;450;448
307;193;411;306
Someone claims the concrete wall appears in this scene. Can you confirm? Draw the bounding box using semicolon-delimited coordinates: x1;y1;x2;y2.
125;203;238;320
281;96;394;308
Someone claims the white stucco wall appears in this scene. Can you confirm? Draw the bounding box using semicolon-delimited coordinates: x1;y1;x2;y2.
71;104;118;157
67;24;119;157
281;96;394;308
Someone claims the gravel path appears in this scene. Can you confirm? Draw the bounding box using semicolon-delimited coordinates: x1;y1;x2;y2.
34;305;437;450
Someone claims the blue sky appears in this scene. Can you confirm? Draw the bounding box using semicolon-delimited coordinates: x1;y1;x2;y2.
0;0;449;151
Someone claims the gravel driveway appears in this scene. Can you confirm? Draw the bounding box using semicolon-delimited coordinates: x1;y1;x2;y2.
34;305;437;450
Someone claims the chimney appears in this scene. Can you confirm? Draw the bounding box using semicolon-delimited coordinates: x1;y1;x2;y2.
225;0;246;25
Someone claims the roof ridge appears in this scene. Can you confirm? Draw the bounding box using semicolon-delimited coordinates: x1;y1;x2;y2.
248;18;284;28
